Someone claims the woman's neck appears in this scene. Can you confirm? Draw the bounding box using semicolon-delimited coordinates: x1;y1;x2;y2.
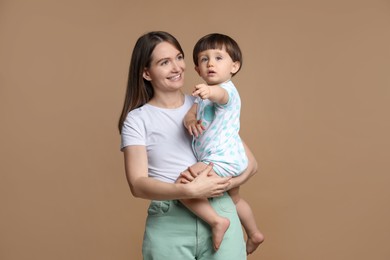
148;91;184;109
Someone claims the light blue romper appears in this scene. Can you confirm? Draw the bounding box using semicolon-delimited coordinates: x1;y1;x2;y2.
193;80;248;177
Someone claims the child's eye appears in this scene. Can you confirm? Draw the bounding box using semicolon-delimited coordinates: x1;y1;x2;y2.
200;57;208;62
216;56;223;61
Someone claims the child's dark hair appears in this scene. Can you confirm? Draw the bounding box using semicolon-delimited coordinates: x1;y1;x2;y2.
193;33;242;75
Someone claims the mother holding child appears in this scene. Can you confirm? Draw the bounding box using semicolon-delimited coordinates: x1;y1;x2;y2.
119;31;264;260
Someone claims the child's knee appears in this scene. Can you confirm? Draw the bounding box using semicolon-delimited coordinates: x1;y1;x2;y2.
190;162;208;175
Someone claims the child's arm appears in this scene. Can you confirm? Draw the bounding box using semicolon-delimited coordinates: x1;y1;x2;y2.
184;103;205;137
193;83;229;105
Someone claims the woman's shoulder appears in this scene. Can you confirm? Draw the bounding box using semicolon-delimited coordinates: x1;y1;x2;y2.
123;105;151;127
128;105;147;116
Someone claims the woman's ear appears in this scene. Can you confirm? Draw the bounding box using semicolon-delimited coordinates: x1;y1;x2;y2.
143;69;152;81
231;61;241;75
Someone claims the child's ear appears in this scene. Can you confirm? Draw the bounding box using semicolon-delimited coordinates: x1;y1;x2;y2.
195;66;201;76
231;61;241;74
143;69;152;81
230;61;241;75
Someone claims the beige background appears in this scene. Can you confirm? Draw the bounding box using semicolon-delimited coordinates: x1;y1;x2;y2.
1;0;389;259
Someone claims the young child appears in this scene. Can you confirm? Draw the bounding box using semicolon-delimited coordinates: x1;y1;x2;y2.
180;33;264;254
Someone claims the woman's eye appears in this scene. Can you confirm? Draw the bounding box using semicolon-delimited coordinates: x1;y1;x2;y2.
177;54;184;60
161;60;168;66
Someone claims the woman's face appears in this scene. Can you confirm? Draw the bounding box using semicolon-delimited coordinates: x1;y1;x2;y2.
143;42;186;92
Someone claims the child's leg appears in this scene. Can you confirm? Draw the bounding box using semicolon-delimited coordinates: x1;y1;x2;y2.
180;162;230;251
228;186;264;255
180;198;230;251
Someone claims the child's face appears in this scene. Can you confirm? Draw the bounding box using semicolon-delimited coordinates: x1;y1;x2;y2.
195;47;240;86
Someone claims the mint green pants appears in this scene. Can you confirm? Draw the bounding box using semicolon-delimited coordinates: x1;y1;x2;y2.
142;193;246;260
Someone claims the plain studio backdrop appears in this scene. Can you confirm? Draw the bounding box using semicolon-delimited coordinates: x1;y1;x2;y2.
1;0;389;259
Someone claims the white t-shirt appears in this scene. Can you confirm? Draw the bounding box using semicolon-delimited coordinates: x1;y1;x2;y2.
121;95;197;183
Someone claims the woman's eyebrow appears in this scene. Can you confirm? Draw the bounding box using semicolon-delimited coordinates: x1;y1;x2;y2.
155;57;169;64
155;52;181;64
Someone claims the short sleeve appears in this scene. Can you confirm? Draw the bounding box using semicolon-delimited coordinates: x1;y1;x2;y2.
120;112;146;150
217;81;236;109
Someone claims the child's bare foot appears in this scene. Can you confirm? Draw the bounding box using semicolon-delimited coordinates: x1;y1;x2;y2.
211;217;230;251
246;231;264;255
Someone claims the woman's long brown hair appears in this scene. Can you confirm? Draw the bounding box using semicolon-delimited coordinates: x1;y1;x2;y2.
118;31;184;134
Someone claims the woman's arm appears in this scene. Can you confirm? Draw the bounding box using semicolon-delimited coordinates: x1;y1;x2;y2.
227;141;258;190
123;145;231;200
178;141;258;191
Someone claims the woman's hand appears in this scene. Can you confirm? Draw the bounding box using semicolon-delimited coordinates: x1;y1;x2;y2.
177;163;231;198
176;163;207;183
178;141;258;194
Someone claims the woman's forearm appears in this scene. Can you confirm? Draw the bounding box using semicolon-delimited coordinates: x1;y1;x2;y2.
130;176;194;200
228;141;258;189
124;146;230;200
124;146;194;200
131;172;230;200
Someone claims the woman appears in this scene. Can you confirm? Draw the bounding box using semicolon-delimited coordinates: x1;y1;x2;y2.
118;31;257;260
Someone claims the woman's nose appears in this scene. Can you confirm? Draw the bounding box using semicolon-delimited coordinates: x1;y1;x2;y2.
172;61;182;71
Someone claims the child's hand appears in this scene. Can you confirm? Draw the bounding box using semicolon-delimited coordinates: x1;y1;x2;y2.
192;84;211;100
184;119;205;138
